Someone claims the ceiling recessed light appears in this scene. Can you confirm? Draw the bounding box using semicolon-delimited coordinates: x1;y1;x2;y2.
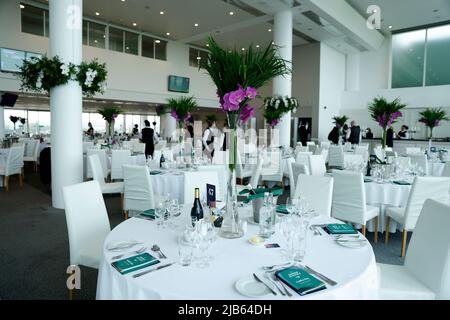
196;56;201;60
256;45;260;48
241;48;245;51
388;25;393;29
229;11;234;15
94;40;98;43
206;44;209;47
160;11;164;15
20;4;25;9
155;40;161;43
166;32;171;36
268;28;272;32
194;23;199;27
126;46;129;50
132;23;137;26
95;12;100;16
372;9;377;13
121;0;126;2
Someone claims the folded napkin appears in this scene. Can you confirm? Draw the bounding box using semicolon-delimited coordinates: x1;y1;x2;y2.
364;177;373;183
111;253;160;275
240;186;284;204
150;171;162;175
324;224;357;234
392;180;412;185
276;204;289;214
140;209;155;219
275;267;326;296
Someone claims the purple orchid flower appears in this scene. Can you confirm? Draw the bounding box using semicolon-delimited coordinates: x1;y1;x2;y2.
270;119;280;128
239;104;255;124
170;109;180;122
245;87;257;99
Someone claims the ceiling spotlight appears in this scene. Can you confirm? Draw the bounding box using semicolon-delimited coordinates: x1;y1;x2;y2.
229;11;234;15
268;28;272;32
256;45;260;48
155;40;161;43
166;32;171;36
206;44;209;47
388;25;393;29
194;23;199;27
95;12;100;16
241;48;245;51
20;4;25;9
132;23;137;26
121;0;126;2
196;56;201;60
160;11;164;15
372;9;377;13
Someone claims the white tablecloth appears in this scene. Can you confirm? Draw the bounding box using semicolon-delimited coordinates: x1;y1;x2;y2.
83;153;147;178
364;181;411;233
150;171;184;203
96;206;378;300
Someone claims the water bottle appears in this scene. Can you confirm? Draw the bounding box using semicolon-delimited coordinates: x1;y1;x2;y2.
259;192;275;238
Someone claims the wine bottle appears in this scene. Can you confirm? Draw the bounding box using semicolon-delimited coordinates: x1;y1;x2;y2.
190;188;204;226
160;153;165;168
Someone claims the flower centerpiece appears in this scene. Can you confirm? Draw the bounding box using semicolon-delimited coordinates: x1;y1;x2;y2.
332;115;348;144
264;96;299;128
368;97;406;149
18;56;107;97
19;117;26;125
200;37;290;239
98;107;122;140
418;108;449;140
167;96;197;159
9;116;20;132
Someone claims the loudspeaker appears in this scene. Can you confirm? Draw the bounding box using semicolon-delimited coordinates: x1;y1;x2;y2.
0;92;18;107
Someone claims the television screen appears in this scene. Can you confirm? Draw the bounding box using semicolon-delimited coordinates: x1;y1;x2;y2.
0;48;25;73
25;51;42;61
168;75;190;93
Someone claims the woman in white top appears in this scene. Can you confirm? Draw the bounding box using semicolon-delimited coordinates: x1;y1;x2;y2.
202;120;217;159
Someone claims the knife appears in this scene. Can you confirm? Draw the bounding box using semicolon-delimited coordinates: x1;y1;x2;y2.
132;262;175;278
303;265;337;286
253;273;277;295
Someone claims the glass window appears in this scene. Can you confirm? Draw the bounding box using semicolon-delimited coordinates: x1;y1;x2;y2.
21;4;45;36
142;35;155;58
155;40;167;61
425;25;450;86
89;22;106;49
89;113;106;133
189;48;208;67
109;27;124;52
83;20;88;45
124;31;139;55
392;30;426;88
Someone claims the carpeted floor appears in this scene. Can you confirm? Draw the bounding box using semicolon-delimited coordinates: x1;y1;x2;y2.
0;168;409;300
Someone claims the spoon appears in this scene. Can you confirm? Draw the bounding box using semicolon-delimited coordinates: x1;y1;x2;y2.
112;247;146;260
151;244;167;259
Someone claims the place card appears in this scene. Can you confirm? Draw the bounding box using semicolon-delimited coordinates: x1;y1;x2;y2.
111;253;160;275
275;267;326;296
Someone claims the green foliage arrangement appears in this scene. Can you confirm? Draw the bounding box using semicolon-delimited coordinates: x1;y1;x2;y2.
332;115;349;128
97;107;123;124
419;107;449;139
167;96;197;128
263;96;299;128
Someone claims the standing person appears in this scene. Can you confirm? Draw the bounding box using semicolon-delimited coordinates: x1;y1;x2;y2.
386;126;394;148
365;128;374;139
397;125;409;139
348;121;361;145
141;120;155;159
328;126;340;145
221;121;229;151
202;119;216;158
342;124;350;143
298;122;308;146
86;122;94;138
132;124;139;136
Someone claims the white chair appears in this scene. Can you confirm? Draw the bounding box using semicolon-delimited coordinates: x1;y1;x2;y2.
409;154;429;176
295;151;312;167
86;149;109;179
88;154;124;196
343;154;364;169
111;150;132;180
261;150;284;187
122;165;157;219
24;139;40;172
237;155;264;194
319;141;331;150
395;156;411;168
236;151;253;184
358;143;369;150
62;180;111;275
328;145;345;168
306;141;315;146
295;146;309;153
308;155;326;176
183;171;219;205
0;146;24;191
122;140;134;150
406;147;422;155
442;162;450;177
385;177;450;257
82;142;94;154
373;146;385;161
133;142;146;154
378;199;450;300
291;162;310;189
212;150;229;165
354;146;369;163
197;165;227;202
294;174;334;217
331;170;380;240
343;142;352;152
308;145;318;154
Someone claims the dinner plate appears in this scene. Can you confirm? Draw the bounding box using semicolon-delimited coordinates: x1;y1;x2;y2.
106;240;143;252
235;276;273;298
335;239;368;249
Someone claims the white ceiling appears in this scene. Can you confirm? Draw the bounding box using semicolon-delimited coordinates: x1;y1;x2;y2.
345;0;450;33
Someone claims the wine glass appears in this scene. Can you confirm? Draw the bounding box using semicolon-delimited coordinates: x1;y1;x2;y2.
155;200;166;229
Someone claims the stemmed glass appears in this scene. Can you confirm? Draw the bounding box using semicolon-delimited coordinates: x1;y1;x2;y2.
155;200;166;229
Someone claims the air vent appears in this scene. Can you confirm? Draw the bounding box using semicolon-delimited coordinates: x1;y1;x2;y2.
343;37;368;52
301;10;343;37
221;0;266;17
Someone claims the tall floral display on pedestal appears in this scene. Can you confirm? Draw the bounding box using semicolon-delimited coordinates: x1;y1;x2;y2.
200;37;290;239
418;108;449;140
368;97;406;150
98;107;122;141
332;115;349;143
264;96;298;145
167;96;197;159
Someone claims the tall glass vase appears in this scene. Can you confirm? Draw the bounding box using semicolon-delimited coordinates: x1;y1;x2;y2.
178;124;185;163
381;129;387;150
220;115;244;239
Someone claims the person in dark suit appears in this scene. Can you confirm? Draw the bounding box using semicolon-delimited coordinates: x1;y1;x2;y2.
386;126;394;148
86;122;94;138
141;120;155;159
365;128;374;139
132;124;139;136
298;122;309;146
348;121;361;144
328;126;340;145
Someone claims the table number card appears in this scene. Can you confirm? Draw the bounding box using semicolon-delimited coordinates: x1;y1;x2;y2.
207;184;216;208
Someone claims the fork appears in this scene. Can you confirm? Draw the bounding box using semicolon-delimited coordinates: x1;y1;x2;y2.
267;272;293;297
264;273;285;296
112;247;146;260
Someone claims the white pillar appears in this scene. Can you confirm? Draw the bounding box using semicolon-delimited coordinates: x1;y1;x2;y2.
0;107;4;140
160;113;176;139
273;9;293;148
49;0;83;209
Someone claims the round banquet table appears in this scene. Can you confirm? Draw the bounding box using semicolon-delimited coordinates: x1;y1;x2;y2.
364;181;411;233
96;205;379;300
149;170;184;203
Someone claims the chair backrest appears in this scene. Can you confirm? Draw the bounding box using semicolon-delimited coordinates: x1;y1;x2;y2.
405;199;450;299
86;149;108;178
308;145;318;154
395;156;411;169
343;154;364;169
354;146;369;163
409;154;429;175
320;141;331;150
88;154;106;184
83;142;94;154
32;139;40;161
260;150;283;181
5;146;24;176
249;155;264;188
331;170;369;225
122;140;134;150
343;142;352;152
306;141;315;146
291;162;310;188
111;149;132;180
62;180;111;269
25;139;38;157
406;147;422;155
133;142;146;154
295;151;312;166
308;155;326;176
373;146;384;160
183;171;219;205
197;165;227;202
442;162;450;177
328;145;344;168
294;174;334;217
358;143;369;151
403;177;450;230
212;150;229;165
123;165;155;211
295;146;309;153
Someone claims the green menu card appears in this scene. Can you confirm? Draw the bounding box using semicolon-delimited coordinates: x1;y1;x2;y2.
111;253;159;275
325;224;357;234
140;209;155;219
275;267;326;296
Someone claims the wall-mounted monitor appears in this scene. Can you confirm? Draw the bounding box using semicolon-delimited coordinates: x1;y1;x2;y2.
0;48;26;73
168;75;190;93
25;51;42;61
